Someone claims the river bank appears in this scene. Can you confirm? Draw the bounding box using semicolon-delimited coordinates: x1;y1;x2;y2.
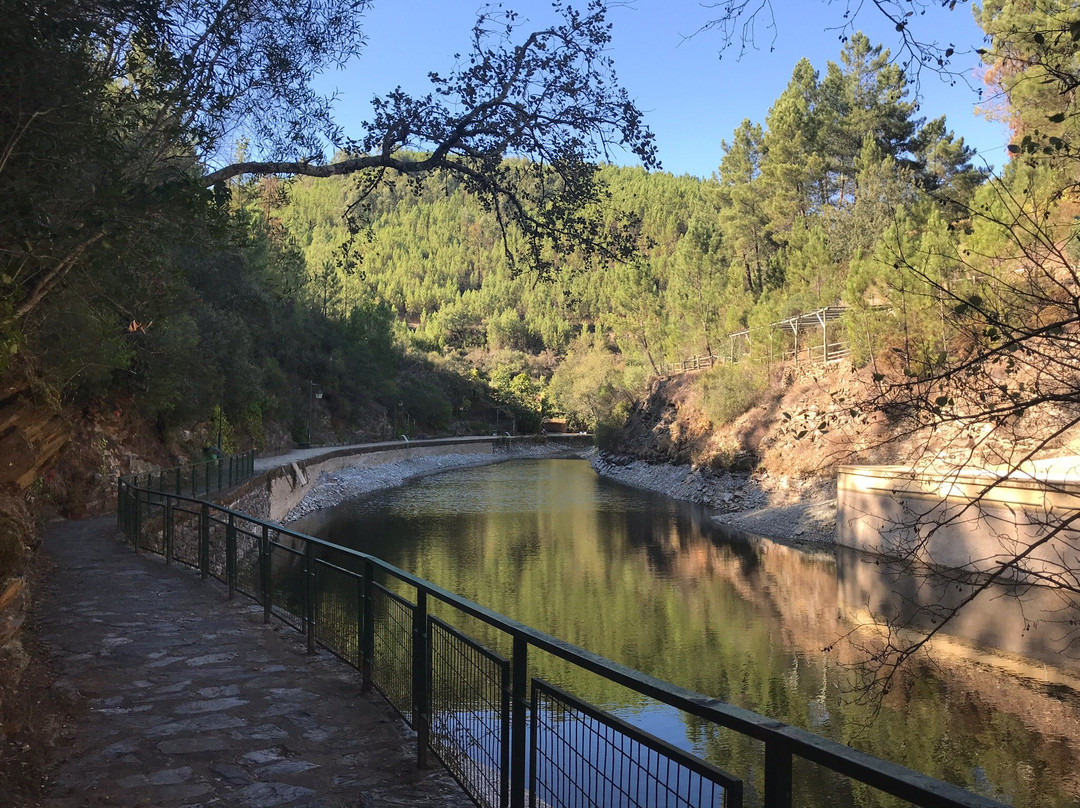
284;443;586;522
589;452;837;547
284;441;837;548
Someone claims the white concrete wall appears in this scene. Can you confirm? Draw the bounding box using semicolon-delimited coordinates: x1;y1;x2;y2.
837;463;1080;581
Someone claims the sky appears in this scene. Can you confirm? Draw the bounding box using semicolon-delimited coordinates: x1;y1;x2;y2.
312;0;1011;179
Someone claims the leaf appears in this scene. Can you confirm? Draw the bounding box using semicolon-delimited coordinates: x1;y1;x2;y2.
934;395;949;407
1048;112;1066;123
794;430;807;440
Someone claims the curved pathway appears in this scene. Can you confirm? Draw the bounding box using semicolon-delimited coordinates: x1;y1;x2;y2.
35;516;467;807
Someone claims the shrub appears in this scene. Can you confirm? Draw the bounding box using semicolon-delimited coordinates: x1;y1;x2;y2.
698;363;769;426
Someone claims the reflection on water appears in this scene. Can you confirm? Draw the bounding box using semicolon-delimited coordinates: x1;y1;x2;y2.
293;459;1080;808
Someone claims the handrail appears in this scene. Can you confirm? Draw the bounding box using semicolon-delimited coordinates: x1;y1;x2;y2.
115;472;1009;808
118;449;257;499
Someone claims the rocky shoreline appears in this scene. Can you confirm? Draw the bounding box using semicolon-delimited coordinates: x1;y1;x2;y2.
284;443;585;522
284;443;837;548
589;452;837;547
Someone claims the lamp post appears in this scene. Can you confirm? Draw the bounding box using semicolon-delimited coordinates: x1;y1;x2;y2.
216;401;223;453
306;381;323;446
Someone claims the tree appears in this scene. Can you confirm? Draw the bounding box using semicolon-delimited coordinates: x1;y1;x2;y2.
691;0;980;90
2;0;658;336
716;119;776;298
696;0;1080;696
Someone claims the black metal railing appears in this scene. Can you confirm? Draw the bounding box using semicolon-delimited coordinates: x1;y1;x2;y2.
117;449;257;506
115;474;1008;808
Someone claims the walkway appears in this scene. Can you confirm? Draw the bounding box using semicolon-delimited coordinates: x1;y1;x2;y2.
35;515;468;807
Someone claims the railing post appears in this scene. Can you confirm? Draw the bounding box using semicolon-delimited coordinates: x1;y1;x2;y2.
261;524;272;624
199;502;210;580
510;635;528;808
190;465;196;497
133;489;141;552
304;542;316;655
412;590;430;769
217;457;223;492
764;737;794;808
226;512;237;600
503;654;512;808
361;559;375;691
175;468;181;496
165;498;174;566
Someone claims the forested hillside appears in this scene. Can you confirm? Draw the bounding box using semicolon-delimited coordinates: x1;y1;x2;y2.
268;31;986;439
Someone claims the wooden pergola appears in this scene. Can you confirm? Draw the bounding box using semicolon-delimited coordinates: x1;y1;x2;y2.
777;306;847;364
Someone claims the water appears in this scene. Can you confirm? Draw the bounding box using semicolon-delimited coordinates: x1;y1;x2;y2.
292;458;1080;807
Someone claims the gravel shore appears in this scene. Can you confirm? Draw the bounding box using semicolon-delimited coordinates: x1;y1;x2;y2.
285;443;584;522
589;452;837;547
284;443;837;548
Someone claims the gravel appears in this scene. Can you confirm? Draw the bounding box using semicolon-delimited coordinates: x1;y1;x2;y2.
589;452;837;548
284;444;584;522
285;444;837;548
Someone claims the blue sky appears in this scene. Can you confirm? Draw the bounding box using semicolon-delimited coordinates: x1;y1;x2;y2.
313;1;1010;178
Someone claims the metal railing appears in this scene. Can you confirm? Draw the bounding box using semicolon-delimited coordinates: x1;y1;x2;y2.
116;474;1007;808
118;449;257;501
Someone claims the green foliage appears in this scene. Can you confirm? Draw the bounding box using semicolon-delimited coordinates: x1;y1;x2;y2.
548;337;644;432
396;375;453;431
209;405;236;454
698;364;770;426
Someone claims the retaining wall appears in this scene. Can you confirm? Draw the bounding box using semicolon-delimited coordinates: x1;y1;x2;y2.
836;459;1080;581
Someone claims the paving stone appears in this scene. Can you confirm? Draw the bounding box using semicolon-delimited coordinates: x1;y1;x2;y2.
242;747;286;765
157;736;231;755
173;697;249;714
210;762;252;786
256;759;320;777
117;766;193;788
35;515;471;808
186;652;236;666
145;713;248;738
236;781;317;807
232;722;289;741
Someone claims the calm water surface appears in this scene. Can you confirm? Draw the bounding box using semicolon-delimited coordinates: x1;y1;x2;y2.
293;458;1080;807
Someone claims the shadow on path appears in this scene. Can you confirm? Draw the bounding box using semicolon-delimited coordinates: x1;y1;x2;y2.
34;516;468;807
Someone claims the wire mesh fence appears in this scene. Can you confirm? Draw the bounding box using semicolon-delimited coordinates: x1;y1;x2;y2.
315;560;363;667
268;539;305;632
114;464;1009;808
371;582;415;726
233;518;263;600
429;616;510;808
531;680;742;808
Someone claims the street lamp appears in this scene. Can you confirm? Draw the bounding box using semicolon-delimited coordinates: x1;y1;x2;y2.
306;381;323;446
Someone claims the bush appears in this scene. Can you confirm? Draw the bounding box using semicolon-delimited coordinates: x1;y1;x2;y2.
698;363;769;425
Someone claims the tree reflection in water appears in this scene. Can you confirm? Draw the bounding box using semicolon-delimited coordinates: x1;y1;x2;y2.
293;459;1080;808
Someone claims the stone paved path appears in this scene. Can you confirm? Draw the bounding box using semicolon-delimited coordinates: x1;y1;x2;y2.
35;516;469;807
